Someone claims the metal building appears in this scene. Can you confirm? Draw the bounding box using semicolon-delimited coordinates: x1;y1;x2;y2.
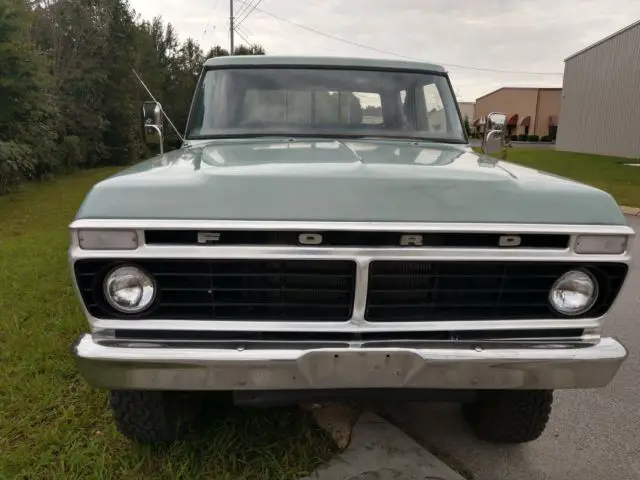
556;19;640;158
474;87;561;139
457;101;475;123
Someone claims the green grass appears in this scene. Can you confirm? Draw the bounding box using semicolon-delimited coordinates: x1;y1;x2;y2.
0;169;335;479
480;148;640;207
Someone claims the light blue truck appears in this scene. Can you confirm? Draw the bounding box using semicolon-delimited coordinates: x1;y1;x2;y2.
70;55;633;445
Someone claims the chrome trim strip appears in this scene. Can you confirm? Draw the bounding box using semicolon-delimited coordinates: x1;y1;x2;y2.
351;258;370;327
103;337;591;348
70;219;636;236
69;244;631;263
72;334;628;391
89;317;604;333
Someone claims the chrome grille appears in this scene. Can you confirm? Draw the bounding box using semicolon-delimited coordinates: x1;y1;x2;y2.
74;258;627;323
365;261;628;321
74;259;356;321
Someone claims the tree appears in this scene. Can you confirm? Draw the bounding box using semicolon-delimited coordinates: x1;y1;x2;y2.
205;45;229;58
32;0;112;168
0;0;59;191
0;0;267;193
463;115;471;136
165;37;204;135
233;44;265;55
101;0;139;165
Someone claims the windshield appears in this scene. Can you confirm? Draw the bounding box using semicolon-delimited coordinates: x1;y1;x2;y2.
185;67;466;143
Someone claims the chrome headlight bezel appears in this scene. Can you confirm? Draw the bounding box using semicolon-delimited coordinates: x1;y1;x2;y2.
103;264;156;314
549;269;599;316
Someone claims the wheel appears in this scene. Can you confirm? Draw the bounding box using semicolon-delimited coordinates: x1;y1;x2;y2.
462;390;553;444
108;390;204;445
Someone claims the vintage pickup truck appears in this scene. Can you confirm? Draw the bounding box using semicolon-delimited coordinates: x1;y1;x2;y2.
70;55;633;446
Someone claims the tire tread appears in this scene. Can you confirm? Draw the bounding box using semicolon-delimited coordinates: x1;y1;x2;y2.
463;390;553;444
109;390;202;444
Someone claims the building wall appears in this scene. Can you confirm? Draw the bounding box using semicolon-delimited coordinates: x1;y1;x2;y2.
457;102;475;122
475;88;538;136
535;89;562;137
556;21;640;158
475;88;561;137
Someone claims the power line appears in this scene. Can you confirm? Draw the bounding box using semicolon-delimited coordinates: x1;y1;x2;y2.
238;23;254;36
234;28;254;46
234;0;255;22
225;12;254;35
236;0;253;17
202;0;220;41
236;23;252;38
236;0;263;27
229;0;235;52
232;0;259;52
237;1;563;76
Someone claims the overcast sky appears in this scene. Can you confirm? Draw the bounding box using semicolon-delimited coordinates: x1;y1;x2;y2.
129;0;640;103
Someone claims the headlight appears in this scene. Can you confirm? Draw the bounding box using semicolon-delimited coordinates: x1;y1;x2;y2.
549;270;598;316
103;265;156;313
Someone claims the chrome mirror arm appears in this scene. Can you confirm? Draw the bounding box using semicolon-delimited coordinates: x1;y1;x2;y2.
144;125;164;155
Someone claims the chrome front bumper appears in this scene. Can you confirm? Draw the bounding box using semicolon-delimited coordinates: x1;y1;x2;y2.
73;334;628;391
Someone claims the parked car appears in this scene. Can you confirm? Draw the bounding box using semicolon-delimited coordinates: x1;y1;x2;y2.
70;55;633;446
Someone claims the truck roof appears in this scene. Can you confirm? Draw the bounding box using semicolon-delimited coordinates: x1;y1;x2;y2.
203;55;446;73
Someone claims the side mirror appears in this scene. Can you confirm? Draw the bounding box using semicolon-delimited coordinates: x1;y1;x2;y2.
141;101;164;154
481;112;507;159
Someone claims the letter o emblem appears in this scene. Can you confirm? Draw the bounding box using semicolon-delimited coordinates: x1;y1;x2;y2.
299;233;323;245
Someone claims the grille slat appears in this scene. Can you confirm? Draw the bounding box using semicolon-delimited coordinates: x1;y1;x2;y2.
153;272;353;277
372;274;562;279
74;259;356;321
162;287;351;292
365;261;627;322
370;303;558;308
158;302;350;308
369;288;551;293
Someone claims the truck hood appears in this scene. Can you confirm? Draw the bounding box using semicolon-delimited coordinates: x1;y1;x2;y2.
75;138;625;225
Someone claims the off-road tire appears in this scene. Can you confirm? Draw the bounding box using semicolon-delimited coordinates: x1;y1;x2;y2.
462;390;553;444
109;390;204;445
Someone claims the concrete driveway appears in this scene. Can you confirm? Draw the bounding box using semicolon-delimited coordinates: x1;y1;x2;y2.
384;214;640;480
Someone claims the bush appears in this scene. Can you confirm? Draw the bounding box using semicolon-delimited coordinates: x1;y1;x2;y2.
0;141;34;194
541;136;551;142
509;135;518;141
58;136;84;172
518;134;528;141
528;135;540;142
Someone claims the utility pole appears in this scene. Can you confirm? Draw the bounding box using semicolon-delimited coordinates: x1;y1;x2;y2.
229;0;235;54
